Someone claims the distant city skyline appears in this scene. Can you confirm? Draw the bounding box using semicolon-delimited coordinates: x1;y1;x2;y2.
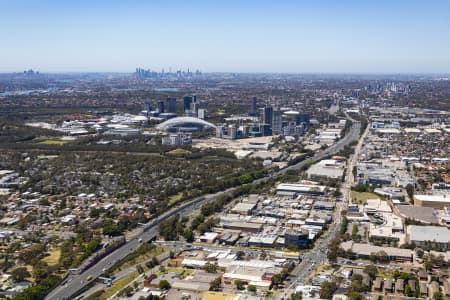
1;0;450;73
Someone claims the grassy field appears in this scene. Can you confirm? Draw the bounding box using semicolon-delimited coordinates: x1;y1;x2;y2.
158;267;193;276
94;247;168;299
350;191;381;204
166;148;192;156
100;271;140;300
114;246;167;272
377;269;393;279
42;249;61;266
168;192;184;206
38;139;68;145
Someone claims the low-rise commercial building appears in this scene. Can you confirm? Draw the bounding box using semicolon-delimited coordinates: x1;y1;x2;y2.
199;232;219;243
396;206;438;224
414;194;450;209
248;234;278;248
222;221;262;233
407;225;450;249
276;183;326;195
284;229;309;248
161;133;192;145
341;241;413;262
222;263;279;290
306;159;345;180
231;202;257;215
313;201;335;211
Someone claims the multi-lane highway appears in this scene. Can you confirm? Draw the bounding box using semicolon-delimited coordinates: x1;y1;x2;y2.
46;189;229;300
47;119;361;300
282;114;365;299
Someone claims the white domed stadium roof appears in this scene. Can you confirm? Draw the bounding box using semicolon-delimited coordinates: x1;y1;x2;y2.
156;116;216;131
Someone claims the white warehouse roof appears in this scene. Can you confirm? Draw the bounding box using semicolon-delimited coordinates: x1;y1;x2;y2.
408;225;450;244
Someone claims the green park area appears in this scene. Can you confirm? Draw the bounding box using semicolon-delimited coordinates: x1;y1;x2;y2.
350;191;381;204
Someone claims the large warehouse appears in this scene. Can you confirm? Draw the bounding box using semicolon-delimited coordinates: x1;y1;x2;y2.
414;194;450;209
276;183;327;195
407;225;450;249
306;159;345;180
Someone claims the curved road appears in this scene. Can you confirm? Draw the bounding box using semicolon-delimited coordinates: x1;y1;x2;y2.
47;119;361;300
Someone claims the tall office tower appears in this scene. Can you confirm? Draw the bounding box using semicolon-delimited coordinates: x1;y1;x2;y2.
166;97;177;113
198;108;206;120
250;97;257;116
263;106;273;126
191;95;199;117
227;125;237;139
216;125;224;138
143;102;151;117
183;96;193;113
298;113;310;126
295;124;305;136
292;114;301;125
272;108;282;135
135;68;143;80
157;101;165;113
191;102;199;117
260;124;272;136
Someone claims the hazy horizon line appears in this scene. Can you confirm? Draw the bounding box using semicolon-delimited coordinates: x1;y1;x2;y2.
2;70;450;77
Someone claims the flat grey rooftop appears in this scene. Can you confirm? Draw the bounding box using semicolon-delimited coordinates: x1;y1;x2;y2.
408;225;450;243
397;206;438;224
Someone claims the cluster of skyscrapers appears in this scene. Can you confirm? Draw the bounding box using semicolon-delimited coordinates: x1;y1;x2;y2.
182;96;204;118
135;67;202;80
143;95;205;119
216;97;310;139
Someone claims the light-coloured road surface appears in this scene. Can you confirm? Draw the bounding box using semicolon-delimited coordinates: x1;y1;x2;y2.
281;112;366;299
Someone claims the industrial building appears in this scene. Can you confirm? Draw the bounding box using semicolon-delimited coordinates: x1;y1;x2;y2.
161;133;192;145
222;221;262;233
414;194;450;209
340;241;413;262
306;159;345;180
231;202;257;215
276;183;327;195
248;234;278;248
407;225;450;249
356;165;395;186
313;201;336;211
199;232;219;243
104;127;142;136
222;260;280;290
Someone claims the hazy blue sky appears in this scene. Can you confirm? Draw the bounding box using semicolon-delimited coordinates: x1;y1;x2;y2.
1;0;450;73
